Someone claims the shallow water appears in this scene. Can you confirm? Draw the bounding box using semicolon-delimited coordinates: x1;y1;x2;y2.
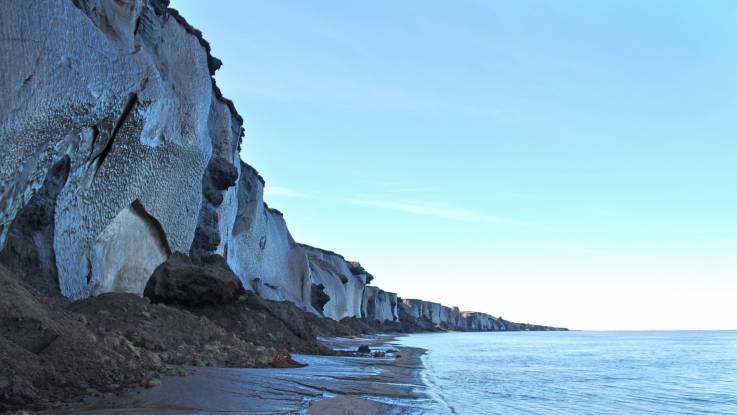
398;331;737;414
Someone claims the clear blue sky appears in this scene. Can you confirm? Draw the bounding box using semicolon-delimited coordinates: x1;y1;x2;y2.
174;0;737;330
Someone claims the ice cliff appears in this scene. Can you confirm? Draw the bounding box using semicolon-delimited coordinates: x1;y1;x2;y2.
0;0;560;332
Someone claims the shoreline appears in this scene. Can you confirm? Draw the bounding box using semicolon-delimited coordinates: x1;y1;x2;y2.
42;335;431;414
1;263;560;412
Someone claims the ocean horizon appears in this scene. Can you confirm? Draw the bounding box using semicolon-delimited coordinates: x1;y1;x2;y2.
397;330;737;414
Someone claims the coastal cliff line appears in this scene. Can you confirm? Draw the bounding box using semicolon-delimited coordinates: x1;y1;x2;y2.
0;0;561;333
0;0;565;410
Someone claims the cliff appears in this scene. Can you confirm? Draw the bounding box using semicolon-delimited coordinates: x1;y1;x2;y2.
1;0;240;301
362;286;399;322
0;1;568;409
299;243;368;320
0;0;562;334
227;162;311;306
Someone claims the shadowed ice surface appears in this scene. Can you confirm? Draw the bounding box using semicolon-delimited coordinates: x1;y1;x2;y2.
398;331;737;415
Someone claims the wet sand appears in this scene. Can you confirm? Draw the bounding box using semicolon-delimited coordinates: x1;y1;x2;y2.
45;336;430;414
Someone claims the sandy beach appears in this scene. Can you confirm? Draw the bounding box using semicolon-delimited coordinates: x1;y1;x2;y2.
44;336;430;414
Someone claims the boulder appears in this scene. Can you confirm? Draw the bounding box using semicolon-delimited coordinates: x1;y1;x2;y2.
144;253;244;305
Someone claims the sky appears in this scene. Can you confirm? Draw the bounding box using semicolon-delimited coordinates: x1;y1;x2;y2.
173;0;737;330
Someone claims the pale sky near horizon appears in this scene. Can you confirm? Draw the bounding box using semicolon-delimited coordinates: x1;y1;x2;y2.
173;0;737;330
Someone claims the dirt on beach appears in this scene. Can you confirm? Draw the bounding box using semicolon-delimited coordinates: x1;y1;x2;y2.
44;338;429;415
0;262;430;412
0;265;283;411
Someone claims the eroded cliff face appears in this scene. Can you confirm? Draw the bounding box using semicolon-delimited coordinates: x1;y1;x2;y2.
399;298;525;331
227;163;310;307
300;244;368;320
0;0;563;332
0;0;239;300
361;287;398;322
402;299;423;319
422;301;442;325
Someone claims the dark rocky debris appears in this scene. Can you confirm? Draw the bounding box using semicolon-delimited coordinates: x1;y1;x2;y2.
0;157;70;300
144;252;244;306
311;283;331;315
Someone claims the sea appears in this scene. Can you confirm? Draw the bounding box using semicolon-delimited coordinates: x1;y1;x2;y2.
396;331;737;414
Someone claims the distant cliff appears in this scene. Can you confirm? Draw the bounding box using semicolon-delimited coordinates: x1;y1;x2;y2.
0;0;563;333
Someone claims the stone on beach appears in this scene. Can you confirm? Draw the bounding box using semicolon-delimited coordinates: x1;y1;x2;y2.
144;253;245;306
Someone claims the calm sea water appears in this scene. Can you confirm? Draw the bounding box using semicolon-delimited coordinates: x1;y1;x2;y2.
397;331;737;414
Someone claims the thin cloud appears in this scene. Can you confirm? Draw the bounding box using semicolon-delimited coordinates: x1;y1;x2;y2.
345;197;535;227
264;186;316;199
263;186;535;227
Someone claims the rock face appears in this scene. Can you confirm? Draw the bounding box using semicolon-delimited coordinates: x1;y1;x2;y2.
0;0;565;334
448;307;463;329
440;306;452;328
227;163;311;307
89;201;171;296
461;312;501;331
421;301;442;325
348;261;374;284
301;244;368;320
361;287;398;322
395;298;555;332
0;157;69;300
0;0;240;300
402;299;423;319
225;167;372;319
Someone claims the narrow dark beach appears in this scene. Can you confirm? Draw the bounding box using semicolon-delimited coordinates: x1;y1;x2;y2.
44;336;430;415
